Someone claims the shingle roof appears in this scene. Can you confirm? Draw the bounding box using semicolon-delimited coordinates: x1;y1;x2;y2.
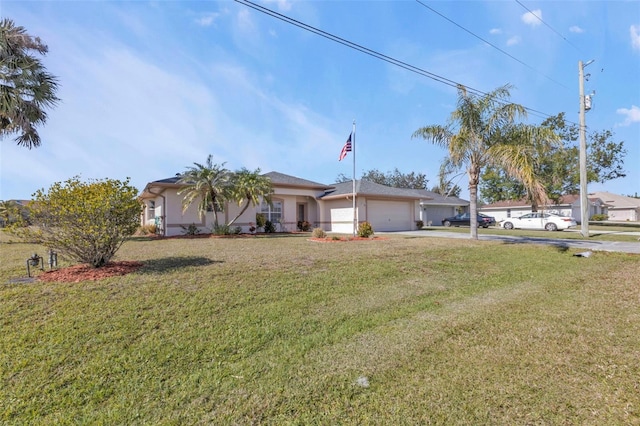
262;171;331;189
152;176;181;184
412;189;468;206
589;191;640;209
320;180;423;200
140;171;332;199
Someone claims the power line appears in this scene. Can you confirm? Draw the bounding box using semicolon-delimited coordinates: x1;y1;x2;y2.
234;0;477;95
514;0;585;54
414;0;570;91
234;0;578;126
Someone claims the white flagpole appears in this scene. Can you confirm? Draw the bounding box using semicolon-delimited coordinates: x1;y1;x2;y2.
352;120;356;237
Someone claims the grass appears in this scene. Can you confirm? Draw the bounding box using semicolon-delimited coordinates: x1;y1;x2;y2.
423;224;640;242
2;231;640;424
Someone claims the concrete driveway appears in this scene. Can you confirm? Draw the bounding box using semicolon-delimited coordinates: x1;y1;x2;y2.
380;229;640;254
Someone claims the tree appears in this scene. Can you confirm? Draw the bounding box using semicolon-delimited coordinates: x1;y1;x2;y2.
14;177;141;268
412;84;558;239
0;18;59;148
226;168;274;226
336;168;429;189
430;158;463;197
0;199;29;227
177;155;231;229
479;112;626;203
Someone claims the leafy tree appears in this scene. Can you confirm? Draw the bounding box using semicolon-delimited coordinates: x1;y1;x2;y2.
177;155;231;229
226;168;273;226
0;199;29;227
480;112;626;203
336;168;429;189
479;167;527;204
0;18;60;148
14;177;141;268
412;84;558;239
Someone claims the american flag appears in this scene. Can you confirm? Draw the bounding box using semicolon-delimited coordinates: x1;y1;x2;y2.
339;134;352;161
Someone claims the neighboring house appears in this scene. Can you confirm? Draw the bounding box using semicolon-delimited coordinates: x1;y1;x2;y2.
139;172;441;236
479;194;607;223
318;180;429;233
412;190;470;226
589;191;640;222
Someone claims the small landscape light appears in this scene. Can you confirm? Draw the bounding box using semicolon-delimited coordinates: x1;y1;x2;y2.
26;253;44;278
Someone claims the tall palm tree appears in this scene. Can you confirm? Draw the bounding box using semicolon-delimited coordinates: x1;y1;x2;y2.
412;84;558;239
226;168;274;227
0;18;59;148
177;155;230;229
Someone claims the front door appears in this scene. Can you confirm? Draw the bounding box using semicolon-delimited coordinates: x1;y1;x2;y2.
297;203;306;222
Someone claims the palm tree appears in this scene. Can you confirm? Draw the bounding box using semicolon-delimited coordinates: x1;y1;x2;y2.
412;84;558;239
226;168;274;227
0;18;60;148
177;155;230;229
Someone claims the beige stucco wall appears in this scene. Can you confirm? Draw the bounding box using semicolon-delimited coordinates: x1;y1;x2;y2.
267;194;321;231
143;187;324;236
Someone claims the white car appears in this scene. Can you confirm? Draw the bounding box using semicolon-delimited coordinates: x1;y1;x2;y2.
501;212;577;231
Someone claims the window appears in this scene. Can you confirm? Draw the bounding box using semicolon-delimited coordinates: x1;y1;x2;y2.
148;200;155;216
260;200;282;223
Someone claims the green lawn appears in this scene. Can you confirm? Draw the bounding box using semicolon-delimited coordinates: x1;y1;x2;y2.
424;224;640;242
2;232;639;424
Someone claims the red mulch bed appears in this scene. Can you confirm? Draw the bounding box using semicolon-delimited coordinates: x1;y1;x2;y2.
38;261;143;283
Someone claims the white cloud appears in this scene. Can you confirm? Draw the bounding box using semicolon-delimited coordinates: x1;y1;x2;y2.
631;25;640;51
569;25;584;34
506;36;521;46
489;28;502;35
195;12;220;27
521;9;542;27
264;0;293;12
236;8;257;36
616;105;640;126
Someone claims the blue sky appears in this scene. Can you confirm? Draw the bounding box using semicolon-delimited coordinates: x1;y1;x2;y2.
1;0;639;201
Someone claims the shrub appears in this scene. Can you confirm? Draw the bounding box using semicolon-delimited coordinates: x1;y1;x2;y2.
255;213;266;230
297;220;311;232
182;224;202;235
0;200;30;228
591;214;608;221
311;227;326;238
137;224;157;235
264;220;276;233
13;176;142;268
357;221;374;238
415;220;424;229
232;226;242;235
211;224;229;235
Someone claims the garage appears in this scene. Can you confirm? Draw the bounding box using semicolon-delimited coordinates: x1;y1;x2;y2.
422;205;457;226
366;200;413;232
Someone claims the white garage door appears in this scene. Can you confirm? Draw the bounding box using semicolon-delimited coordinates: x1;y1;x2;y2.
367;200;412;232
